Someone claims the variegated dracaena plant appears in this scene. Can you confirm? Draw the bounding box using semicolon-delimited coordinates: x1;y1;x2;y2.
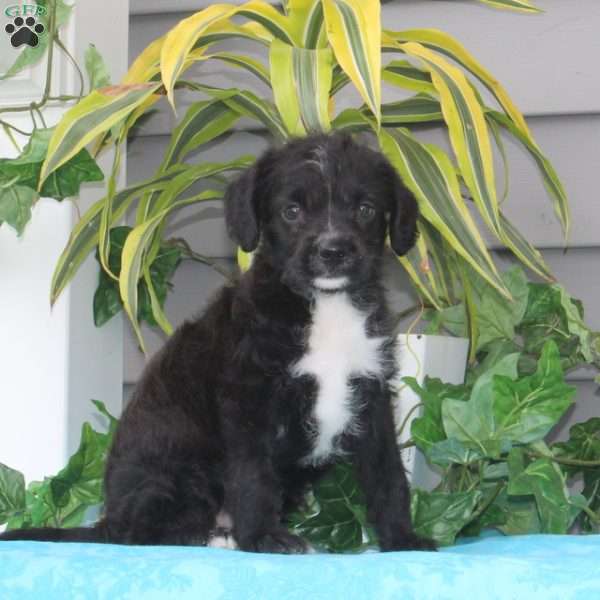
39;0;567;352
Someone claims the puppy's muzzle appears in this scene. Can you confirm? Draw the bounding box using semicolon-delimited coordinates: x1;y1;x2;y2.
313;234;359;276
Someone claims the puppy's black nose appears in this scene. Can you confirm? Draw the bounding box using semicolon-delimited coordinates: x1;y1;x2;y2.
317;237;355;263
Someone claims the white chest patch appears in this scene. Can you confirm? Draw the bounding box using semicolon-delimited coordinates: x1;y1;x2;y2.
292;292;385;464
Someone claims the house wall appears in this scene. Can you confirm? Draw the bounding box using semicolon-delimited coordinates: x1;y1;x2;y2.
124;0;600;435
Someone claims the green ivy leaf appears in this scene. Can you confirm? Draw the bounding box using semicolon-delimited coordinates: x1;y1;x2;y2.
553;418;600;532
493;341;575;444
466;340;521;386
0;128;104;203
0;463;26;525
474;267;528;351
411;489;482;546
507;447;577;534
405;376;469;454
10;129;54;164
442;353;519;455
40;149;104;199
0;184;38;235
288;462;371;552
429;267;528;352
84;44;111;91
427;438;484;467
5;401;117;530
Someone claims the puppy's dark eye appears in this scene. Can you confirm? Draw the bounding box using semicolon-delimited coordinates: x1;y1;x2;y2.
282;204;301;222
358;203;376;221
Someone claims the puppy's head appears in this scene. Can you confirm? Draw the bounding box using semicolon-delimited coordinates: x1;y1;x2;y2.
225;132;418;294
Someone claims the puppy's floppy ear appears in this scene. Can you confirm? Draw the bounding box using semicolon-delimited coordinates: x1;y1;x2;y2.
224;163;260;252
382;159;419;256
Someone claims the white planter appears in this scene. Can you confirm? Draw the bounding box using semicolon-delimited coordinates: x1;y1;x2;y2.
0;1;129;485
394;334;469;489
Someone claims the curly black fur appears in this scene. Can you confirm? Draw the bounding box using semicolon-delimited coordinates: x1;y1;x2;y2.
1;133;434;552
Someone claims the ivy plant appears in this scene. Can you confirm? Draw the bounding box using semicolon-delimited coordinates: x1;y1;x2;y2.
288;271;600;550
0;401;115;531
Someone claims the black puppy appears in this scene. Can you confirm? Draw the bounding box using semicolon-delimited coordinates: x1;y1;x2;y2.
1;132;433;552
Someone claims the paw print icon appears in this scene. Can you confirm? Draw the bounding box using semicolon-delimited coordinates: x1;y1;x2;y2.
5;16;45;48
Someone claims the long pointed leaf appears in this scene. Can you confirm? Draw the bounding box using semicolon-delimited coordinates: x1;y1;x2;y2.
161;4;239;107
208;52;271;86
387;29;535;147
401;41;501;238
381;94;443;126
477;0;541;13
136;100;240;224
499;213;554;281
322;0;381;123
236;1;298;45
120;191;222;351
270;39;333;134
382;60;436;95
380;128;509;299
50;167;187;305
487;110;570;239
40;83;161;185
184;83;288;140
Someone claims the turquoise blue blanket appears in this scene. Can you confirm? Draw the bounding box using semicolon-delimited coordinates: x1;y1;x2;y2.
1;535;598;599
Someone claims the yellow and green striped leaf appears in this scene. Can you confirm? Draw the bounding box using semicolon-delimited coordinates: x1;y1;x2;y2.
398;233;442;310
160;4;239;107
136;100;240;225
418;219;455;304
270;39;333;134
161;100;241;170
194;20;273;50
39;83;161;186
331;108;372;132
381;94;443;126
120;190;222;352
147;158;254;221
476;0;541;13
123;35;165;83
401;41;502;238
322;0;381;123
499;212;554;281
143;267;174;336
487;110;570;239
236;1;299;45
281;0;325;47
185;83;288;140
208;52;271;86
50;166;188;305
387;29;535;146
142;157;254;270
382;60;436;95
379;128;509;299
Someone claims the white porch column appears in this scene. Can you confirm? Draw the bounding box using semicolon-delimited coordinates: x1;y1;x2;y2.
0;0;129;482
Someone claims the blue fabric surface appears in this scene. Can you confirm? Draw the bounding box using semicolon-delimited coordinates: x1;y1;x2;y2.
0;535;598;599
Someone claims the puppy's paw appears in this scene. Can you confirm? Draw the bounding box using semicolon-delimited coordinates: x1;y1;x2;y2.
241;530;309;554
381;532;437;552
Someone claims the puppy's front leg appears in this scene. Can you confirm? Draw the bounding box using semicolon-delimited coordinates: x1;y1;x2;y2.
224;447;307;554
354;387;436;551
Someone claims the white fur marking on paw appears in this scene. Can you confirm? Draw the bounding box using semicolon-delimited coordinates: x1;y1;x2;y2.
207;533;238;550
293;292;384;463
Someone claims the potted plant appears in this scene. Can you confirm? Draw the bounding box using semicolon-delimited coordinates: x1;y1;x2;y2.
3;0;599;549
